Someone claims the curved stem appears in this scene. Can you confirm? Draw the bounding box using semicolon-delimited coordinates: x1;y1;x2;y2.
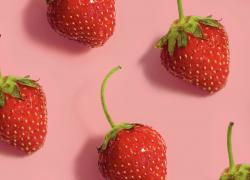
227;122;235;172
177;0;185;22
101;66;122;128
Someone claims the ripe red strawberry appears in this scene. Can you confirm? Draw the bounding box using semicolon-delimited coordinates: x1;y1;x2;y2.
47;0;115;47
220;122;250;180
0;74;47;153
98;67;167;180
156;0;230;93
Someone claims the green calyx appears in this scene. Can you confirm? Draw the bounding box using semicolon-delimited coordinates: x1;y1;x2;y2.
98;66;134;152
220;122;250;180
156;0;220;56
98;123;134;152
0;74;38;108
220;164;250;180
156;15;220;56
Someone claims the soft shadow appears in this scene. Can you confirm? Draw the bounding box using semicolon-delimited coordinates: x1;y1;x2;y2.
75;136;104;180
0;142;26;157
140;39;209;97
23;0;89;54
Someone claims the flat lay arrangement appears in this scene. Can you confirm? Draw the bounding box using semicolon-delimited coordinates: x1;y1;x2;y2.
0;0;249;179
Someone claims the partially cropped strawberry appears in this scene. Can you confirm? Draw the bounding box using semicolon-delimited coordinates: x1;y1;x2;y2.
156;0;230;93
47;0;115;47
220;122;250;180
0;74;47;153
98;67;167;180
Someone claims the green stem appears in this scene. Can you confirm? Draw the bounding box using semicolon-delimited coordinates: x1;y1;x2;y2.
101;66;122;128
227;122;235;172
177;0;185;22
0;75;4;87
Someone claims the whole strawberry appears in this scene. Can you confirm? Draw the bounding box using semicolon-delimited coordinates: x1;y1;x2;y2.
220;122;250;180
98;67;167;180
156;0;230;93
47;0;115;47
0;74;47;153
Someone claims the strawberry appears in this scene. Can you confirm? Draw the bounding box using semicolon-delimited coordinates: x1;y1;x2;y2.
156;0;230;93
46;0;115;47
98;67;167;180
0;74;47;153
220;122;250;180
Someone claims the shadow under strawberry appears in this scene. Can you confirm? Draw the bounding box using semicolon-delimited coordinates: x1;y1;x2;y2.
22;0;89;54
140;39;209;97
0;142;26;157
75;136;103;180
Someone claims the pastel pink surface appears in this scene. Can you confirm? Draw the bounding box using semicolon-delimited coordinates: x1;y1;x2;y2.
0;0;250;179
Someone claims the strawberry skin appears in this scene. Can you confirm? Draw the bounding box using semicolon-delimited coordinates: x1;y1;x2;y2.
0;76;47;153
161;23;229;93
47;0;115;47
98;124;167;180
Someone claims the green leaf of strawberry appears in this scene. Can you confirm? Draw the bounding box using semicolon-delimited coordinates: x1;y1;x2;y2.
99;122;134;151
198;16;221;27
177;30;188;48
16;77;38;88
156;15;220;55
0;75;38;106
0;91;5;107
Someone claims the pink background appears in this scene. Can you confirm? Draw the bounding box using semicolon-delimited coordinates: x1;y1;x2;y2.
0;0;250;179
